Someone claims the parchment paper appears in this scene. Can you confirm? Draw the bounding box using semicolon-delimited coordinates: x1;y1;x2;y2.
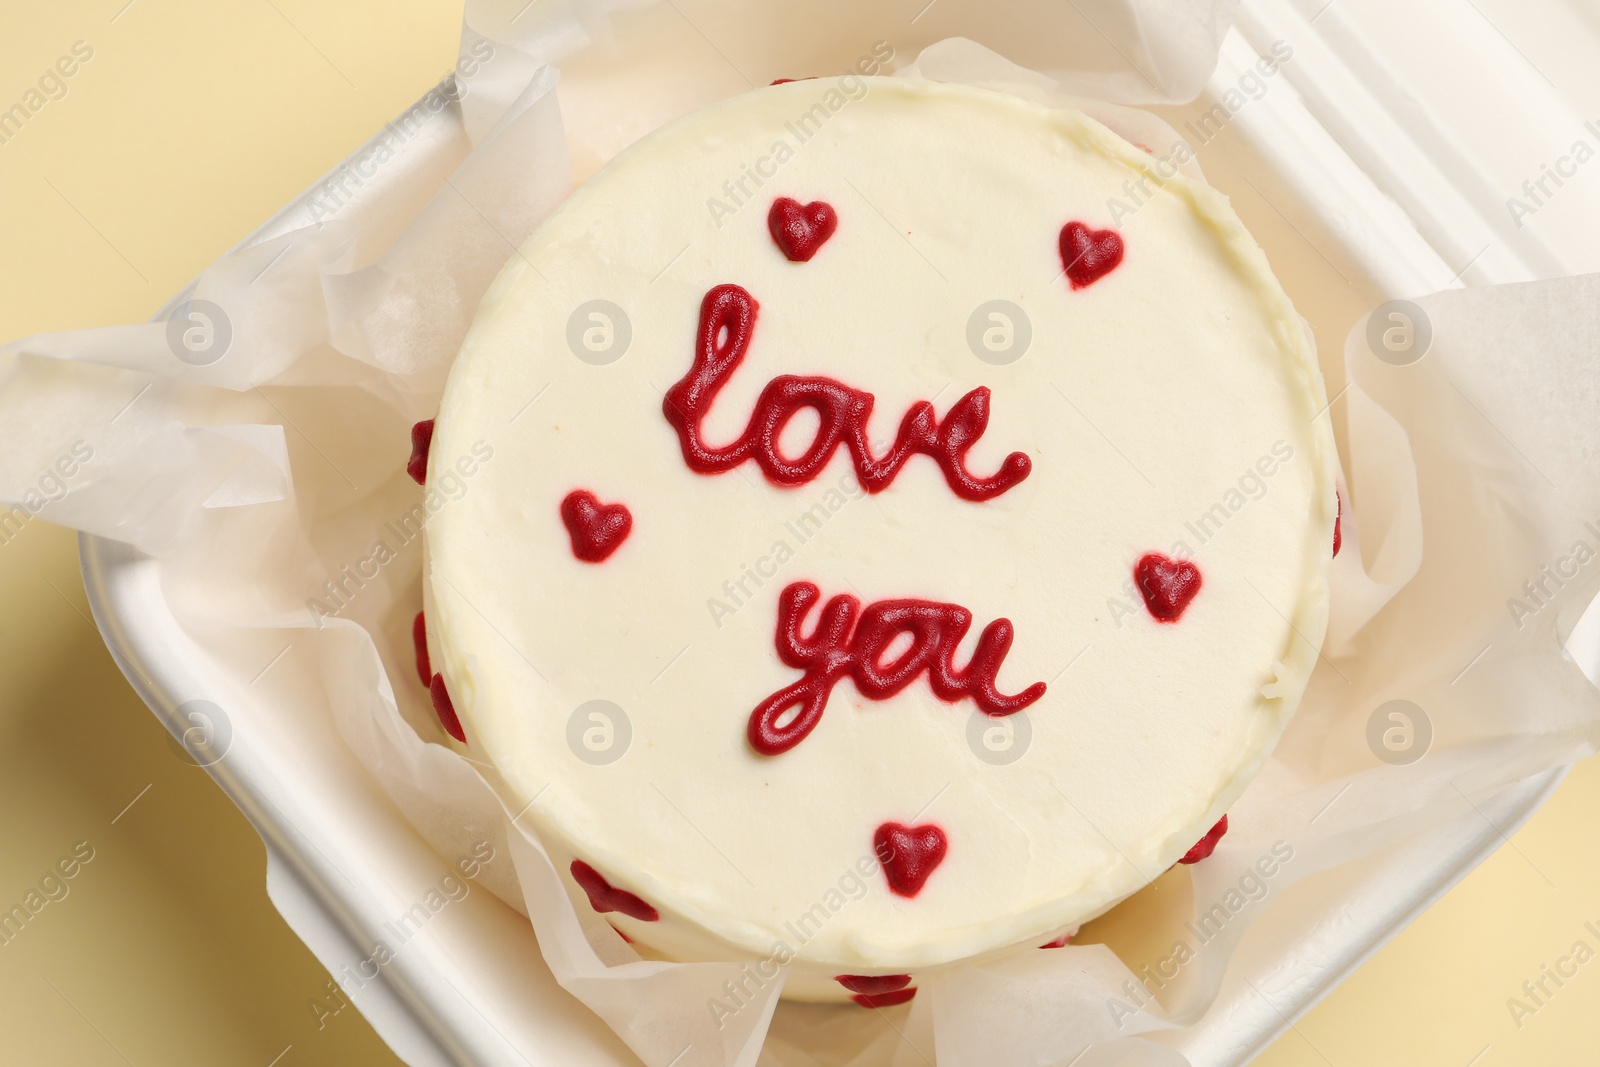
4;2;1599;1065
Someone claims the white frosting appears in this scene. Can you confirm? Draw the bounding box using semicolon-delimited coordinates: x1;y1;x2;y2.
426;77;1336;1001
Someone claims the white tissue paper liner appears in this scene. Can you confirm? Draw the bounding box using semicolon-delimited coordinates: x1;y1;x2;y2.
5;1;1600;1064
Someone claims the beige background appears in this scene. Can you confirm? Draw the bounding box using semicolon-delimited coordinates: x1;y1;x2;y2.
1;1;1597;1064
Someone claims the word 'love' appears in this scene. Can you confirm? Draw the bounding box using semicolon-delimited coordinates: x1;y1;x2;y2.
748;581;1046;755
663;284;1031;502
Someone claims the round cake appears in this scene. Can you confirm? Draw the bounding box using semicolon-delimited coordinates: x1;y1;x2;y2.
419;76;1336;1004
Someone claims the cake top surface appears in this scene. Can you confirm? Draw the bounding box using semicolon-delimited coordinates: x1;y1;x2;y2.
426;76;1336;969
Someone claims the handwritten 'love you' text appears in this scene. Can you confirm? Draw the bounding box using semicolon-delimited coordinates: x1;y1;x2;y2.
662;284;1031;501
748;581;1046;755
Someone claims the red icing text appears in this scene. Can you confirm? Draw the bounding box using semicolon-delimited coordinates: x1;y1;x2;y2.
747;581;1045;755
663;285;1031;501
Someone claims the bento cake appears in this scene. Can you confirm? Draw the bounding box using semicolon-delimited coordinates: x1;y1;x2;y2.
419;76;1337;1002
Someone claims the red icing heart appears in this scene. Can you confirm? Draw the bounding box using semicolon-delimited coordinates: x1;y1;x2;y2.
1135;553;1202;622
1333;492;1343;557
570;860;660;921
850;988;917;1008
1039;933;1073;949
1059;221;1124;289
835;974;911;996
407;418;434;485
1178;814;1228;865
874;822;947;897
560;490;632;563
412;610;431;686
768;197;838;262
429;672;466;744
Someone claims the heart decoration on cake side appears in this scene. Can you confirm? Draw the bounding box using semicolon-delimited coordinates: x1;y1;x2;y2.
1058;221;1124;289
874;821;948;897
835;973;917;1007
560;490;633;563
570;859;660;921
846;988;918;1008
768;197;838;262
407;418;434;484
1178;814;1229;865
835;974;912;996
429;672;466;743
1135;552;1202;622
412;610;431;686
1333;491;1343;557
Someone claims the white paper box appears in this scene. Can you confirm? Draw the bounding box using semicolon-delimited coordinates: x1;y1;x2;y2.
76;7;1599;1065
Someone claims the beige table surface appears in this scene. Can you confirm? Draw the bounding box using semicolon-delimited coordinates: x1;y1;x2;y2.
2;2;1599;1064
